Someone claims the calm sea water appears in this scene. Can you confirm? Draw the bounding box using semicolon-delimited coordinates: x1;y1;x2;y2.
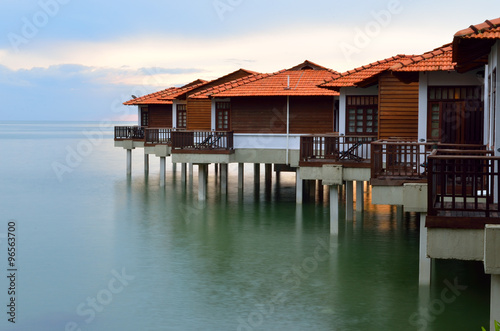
0;121;491;331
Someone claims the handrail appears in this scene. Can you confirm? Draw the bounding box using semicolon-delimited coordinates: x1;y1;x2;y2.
114;126;145;140
300;135;376;163
171;131;234;150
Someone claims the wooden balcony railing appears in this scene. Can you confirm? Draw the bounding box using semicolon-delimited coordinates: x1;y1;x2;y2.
114;126;145;140
371;140;433;184
427;149;500;228
300;134;376;166
171;131;234;151
145;128;173;145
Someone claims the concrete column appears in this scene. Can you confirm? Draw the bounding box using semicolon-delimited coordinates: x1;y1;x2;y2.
318;180;324;202
276;170;281;183
214;163;219;177
309;180;316;201
198;164;207;201
144;153;149;174
491;275;500;331
126;149;132;175
397;205;404;222
345;181;354;221
265;164;272;187
330;185;339;235
356;181;364;212
238;163;244;189
419;213;431;285
172;162;177;175
221;163;228;195
254;163;260;185
181;163;187;183
189;163;194;184
160;157;166;187
296;170;303;204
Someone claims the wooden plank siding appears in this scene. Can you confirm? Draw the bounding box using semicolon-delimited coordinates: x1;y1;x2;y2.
378;73;419;139
148;104;173;127
289;96;335;134
186;99;211;130
231;97;287;133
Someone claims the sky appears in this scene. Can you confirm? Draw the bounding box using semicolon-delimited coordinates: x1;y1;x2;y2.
0;0;499;121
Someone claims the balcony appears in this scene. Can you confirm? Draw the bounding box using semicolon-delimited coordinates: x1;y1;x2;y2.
299;134;376;167
427;149;500;229
171;131;234;154
114;126;145;140
145;128;173;146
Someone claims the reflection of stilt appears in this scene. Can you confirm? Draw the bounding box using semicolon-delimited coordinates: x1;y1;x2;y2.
346;181;353;220
419;213;431;285
330;185;339;235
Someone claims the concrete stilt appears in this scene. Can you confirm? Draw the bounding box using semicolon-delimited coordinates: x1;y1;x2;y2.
214;163;219;177
296;170;303;204
238;163;244;189
397;205;404;222
126;149;132;175
254;163;260;185
189;163;194;184
356;181;364;212
318;180;324;202
491;275;500;330
276;170;281;183
419;213;431;285
345;181;354;221
221;163;228;194
309;180;316;201
144;153;149;174
330;185;339;235
172;163;177;175
181;163;187;183
160;157;166;187
265;164;272;186
198;164;207;201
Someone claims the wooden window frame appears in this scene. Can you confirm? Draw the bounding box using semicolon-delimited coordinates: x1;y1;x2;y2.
140;107;149;127
176;104;187;129
215;101;231;131
346;96;378;136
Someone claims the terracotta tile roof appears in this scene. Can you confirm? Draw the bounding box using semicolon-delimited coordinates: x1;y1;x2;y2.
191;61;340;98
320;55;413;89
454;18;500;40
123;80;208;105
391;44;455;72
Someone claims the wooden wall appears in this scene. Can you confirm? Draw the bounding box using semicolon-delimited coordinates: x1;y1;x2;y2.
231;97;287;133
378;73;419;139
186;99;211;130
148;105;172;127
290;96;334;134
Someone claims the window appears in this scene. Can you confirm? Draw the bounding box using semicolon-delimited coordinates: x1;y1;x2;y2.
216;102;230;130
346;96;378;135
176;104;187;129
427;86;483;144
493;69;497;146
141;108;149;127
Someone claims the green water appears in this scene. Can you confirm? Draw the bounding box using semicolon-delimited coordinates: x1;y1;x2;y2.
0;122;491;330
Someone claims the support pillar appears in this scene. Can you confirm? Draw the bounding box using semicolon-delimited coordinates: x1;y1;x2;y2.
296;170;303;204
238;163;244;189
419;213;431;285
254;163;260;185
265;164;272;187
126;149;132;175
214;163;219;177
345;181;354;221
491;275;500;330
356;181;364;212
172;163;177;175
189;163;194;184
198;164;207;201
397;205;404;222
144;153;149;174
160;157;166;187
181;163;187;183
221;163;228;195
330;185;339;235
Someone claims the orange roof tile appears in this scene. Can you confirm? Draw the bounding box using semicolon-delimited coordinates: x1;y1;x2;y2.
321;55;413;89
391;44;455;72
191;61;340;98
123;80;208;105
454;18;500;40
